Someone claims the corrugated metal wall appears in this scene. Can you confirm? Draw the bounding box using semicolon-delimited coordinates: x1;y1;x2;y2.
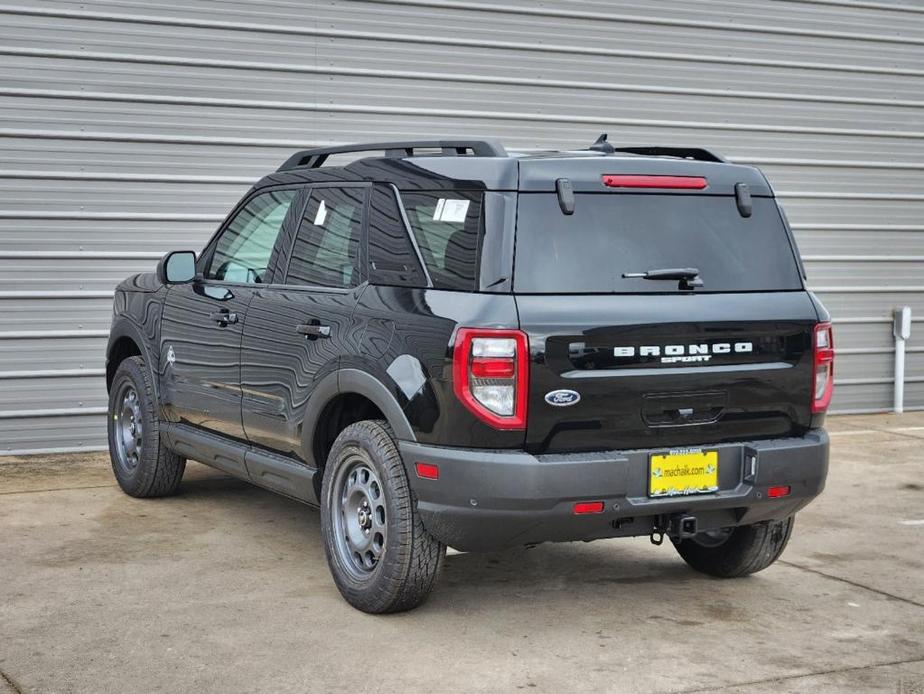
1;0;922;453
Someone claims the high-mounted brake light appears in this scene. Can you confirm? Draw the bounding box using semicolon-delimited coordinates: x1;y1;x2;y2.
453;327;528;430
812;322;835;413
602;174;708;190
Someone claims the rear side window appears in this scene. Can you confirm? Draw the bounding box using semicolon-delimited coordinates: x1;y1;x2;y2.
368;186;426;287
285;187;365;288
514;194;803;294
401;192;483;291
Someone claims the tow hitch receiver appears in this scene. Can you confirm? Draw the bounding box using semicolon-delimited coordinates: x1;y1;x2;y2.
673;515;699;539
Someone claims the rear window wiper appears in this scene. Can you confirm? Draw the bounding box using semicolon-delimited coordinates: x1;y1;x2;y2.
622;267;703;290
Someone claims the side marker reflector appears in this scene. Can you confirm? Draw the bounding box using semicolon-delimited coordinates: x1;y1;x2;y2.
767;485;791;498
415;462;440;480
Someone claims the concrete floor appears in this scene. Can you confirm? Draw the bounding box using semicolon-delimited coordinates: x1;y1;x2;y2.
1;414;923;694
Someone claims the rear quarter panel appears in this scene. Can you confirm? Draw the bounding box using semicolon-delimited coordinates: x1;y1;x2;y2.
346;285;523;448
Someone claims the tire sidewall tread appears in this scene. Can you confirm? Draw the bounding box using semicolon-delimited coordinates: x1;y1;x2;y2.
107;356;185;498
320;419;444;614
674;517;795;578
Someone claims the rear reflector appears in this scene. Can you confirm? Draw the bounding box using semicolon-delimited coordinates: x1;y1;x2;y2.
415;462;439;480
602;174;708;190
767;485;791;499
573;501;605;515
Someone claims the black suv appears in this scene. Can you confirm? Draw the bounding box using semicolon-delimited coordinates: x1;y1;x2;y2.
106;136;832;613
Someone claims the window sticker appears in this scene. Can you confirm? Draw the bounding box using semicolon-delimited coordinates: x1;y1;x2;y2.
314;199;328;226
432;198;470;223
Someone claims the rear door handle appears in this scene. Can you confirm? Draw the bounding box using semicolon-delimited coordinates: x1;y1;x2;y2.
296;322;331;339
209;310;239;326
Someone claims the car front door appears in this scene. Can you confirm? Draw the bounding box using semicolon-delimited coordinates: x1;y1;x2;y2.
240;184;369;459
160;188;301;440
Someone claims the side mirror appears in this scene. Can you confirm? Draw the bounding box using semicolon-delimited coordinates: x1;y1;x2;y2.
157;250;197;284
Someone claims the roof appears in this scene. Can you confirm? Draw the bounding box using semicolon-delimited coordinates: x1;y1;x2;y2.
254;137;773;196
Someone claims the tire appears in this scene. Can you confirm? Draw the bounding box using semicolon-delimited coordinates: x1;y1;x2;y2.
107;355;186;498
674;516;794;578
320;420;445;613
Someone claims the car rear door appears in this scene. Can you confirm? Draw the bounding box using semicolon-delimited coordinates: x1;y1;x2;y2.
513;186;820;455
240;183;369;459
159;188;299;440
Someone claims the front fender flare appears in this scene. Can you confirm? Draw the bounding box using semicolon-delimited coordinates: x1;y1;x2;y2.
107;316;159;390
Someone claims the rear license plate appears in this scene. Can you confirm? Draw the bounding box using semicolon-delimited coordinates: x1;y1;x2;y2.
649;449;719;497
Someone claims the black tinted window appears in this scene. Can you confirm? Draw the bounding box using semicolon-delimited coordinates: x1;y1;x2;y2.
285;187;364;288
514;194;802;293
401;192;482;291
207;189;296;283
368;186;425;287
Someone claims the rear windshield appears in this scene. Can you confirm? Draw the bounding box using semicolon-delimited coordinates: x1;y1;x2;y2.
514;194;803;294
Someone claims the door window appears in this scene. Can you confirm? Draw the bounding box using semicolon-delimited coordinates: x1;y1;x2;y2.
368;185;425;287
206;189;297;283
285;187;365;288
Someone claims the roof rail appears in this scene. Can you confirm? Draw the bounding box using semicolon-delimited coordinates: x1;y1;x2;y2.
277;138;509;171
610;145;727;163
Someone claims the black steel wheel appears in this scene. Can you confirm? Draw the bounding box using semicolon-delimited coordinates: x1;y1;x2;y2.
331;457;388;579
112;380;144;474
320;420;444;613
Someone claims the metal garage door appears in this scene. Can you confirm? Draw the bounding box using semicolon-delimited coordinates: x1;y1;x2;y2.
1;0;922;453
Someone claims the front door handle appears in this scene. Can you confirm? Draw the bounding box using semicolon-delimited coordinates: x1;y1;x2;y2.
209;310;239;326
296;322;332;339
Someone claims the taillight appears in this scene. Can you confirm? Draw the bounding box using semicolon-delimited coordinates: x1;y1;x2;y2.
812;322;835;413
452;327;528;429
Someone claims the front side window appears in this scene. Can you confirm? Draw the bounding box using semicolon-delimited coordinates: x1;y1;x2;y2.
285;187;365;288
401;191;483;291
206;189;297;283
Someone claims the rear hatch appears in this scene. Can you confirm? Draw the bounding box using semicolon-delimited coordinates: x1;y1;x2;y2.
513;158;818;453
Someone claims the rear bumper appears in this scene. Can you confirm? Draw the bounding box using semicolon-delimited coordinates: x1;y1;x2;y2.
399;430;828;551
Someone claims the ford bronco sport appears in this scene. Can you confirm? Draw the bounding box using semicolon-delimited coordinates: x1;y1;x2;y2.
106;135;832;613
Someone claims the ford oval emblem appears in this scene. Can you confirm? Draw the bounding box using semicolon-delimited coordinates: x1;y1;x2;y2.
545;389;581;407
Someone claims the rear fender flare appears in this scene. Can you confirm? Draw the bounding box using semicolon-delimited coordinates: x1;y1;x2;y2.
301;368;416;467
